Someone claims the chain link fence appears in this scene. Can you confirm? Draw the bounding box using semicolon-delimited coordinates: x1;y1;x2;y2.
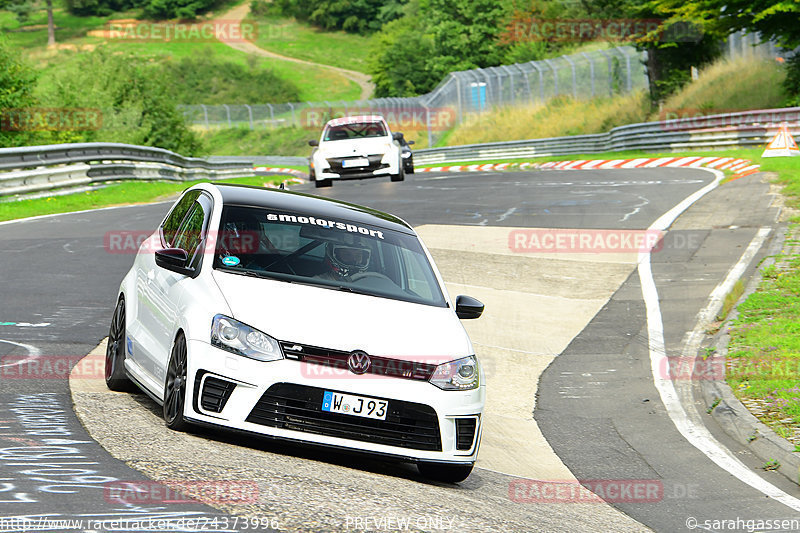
180;46;647;146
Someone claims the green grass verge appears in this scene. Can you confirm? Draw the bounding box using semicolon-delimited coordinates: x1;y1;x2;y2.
248;14;370;73
727;251;800;438
0;174;284;222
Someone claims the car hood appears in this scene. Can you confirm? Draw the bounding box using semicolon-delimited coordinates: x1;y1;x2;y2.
212;270;473;360
318;138;396;157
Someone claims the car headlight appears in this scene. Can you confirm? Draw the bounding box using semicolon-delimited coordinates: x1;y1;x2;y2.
401;151;412;159
211;315;283;362
429;356;480;390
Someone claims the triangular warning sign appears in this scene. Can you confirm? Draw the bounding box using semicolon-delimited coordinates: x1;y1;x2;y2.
762;122;799;158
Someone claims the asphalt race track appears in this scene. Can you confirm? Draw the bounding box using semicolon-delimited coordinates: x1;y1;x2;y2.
1;168;797;532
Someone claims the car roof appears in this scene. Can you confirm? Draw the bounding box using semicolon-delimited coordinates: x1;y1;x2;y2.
208;183;414;234
325;115;387;128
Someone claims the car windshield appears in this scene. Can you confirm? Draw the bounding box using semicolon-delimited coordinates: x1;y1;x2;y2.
323;121;387;141
213;205;447;307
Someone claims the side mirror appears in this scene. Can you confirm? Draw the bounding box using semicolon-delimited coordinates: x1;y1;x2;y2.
155;248;194;276
308;139;319;147
407;140;415;145
392;132;403;141
455;295;484;319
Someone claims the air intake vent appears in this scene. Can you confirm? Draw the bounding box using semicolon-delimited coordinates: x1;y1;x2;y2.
200;376;236;413
455;418;477;451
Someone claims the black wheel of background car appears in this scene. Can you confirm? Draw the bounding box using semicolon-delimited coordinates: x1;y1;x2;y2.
308;167;315;181
164;333;191;431
315;179;332;188
105;297;134;391
417;462;474;483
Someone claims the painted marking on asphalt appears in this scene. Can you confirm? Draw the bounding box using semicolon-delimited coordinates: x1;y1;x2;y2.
637;169;800;512
0;340;40;369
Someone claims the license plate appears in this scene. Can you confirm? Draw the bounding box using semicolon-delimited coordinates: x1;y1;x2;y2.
322;391;387;420
342;158;369;168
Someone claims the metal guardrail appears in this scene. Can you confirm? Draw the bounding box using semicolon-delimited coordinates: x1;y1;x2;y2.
0;142;254;197
414;107;800;165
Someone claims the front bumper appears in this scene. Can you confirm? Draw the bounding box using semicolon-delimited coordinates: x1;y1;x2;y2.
184;340;484;464
315;153;400;180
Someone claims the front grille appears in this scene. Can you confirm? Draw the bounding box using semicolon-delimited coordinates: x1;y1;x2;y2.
246;383;442;451
200;376;236;413
280;341;437;382
326;155;388;175
455;418;478;450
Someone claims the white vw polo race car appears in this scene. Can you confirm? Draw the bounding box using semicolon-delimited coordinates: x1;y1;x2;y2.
308;115;406;188
106;183;486;482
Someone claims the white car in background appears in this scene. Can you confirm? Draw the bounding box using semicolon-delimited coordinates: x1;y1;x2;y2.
308;115;405;188
105;182;486;482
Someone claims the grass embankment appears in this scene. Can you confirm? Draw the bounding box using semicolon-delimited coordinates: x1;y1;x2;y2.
0;174;286;223
247;13;371;73
1;4;363;103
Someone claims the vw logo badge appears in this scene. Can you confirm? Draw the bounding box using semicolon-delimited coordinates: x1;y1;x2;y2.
347;351;371;375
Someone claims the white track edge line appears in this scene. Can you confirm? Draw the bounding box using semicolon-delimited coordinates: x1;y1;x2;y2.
637;168;800;512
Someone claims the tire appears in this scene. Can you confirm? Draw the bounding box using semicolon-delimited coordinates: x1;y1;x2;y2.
163;333;191;431
417;462;474;483
390;163;405;182
105;297;135;392
315;179;332;188
308;167;316;181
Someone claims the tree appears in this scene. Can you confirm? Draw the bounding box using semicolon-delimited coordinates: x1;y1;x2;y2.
3;0;57;46
0;36;39;147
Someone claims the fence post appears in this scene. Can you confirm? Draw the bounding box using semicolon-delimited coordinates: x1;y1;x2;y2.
423;103;433;148
266;103;274;129
245;104;253;130
201;104;209;129
582;52;595;98
288;103;296;126
599;49;613;97
223;104;232;127
544;59;558;96
562;55;577;99
619;47;632;92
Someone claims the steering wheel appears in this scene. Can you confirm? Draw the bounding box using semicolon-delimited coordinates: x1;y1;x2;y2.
350;271;393;283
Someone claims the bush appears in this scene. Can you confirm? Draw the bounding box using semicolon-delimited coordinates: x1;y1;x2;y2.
273;0;406;34
159;52;301;104
38;49;201;154
784;54;800;106
0;36;39;148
